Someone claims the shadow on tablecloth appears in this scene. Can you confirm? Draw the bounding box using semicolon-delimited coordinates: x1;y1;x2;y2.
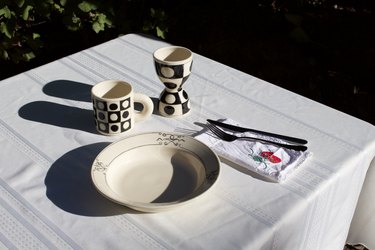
19;101;97;134
45;142;142;216
18;79;98;133
42;79;92;102
43;79;160;116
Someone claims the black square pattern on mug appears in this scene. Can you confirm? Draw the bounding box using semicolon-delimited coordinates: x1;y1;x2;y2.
97;121;110;133
95;100;108;111
94;97;132;134
108;111;121;123
120;98;131;110
121;120;132;132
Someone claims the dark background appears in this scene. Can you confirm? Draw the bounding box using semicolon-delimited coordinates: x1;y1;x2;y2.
1;1;374;124
165;1;375;125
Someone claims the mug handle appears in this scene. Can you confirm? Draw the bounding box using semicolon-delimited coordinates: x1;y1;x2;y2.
133;93;154;122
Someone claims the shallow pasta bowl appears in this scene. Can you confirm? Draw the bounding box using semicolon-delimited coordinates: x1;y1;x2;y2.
91;132;220;212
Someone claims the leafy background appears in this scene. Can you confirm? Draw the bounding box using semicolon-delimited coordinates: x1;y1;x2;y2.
1;0;374;125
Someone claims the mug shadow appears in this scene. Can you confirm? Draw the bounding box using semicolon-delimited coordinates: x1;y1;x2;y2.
43;79;92;102
45;142;141;216
18;101;97;134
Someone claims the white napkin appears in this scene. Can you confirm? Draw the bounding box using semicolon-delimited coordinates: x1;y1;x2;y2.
195;119;312;182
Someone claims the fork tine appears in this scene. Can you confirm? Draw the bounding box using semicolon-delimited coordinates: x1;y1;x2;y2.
206;123;220;137
206;123;231;141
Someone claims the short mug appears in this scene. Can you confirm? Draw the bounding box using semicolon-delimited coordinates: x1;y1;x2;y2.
91;80;153;135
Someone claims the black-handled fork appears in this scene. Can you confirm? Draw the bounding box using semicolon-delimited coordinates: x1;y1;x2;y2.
206;123;308;152
207;119;308;145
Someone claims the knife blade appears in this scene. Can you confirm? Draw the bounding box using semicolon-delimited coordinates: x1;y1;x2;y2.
207;119;308;145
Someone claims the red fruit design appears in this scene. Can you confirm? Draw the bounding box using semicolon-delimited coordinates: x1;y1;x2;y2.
261;152;273;158
260;151;282;163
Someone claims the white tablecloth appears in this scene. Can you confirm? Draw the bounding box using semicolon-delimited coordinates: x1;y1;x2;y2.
0;33;374;250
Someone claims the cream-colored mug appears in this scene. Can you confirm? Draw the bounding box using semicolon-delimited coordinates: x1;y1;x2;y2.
91;80;153;135
153;46;193;117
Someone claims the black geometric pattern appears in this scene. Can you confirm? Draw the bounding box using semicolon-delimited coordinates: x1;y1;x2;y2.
163;82;178;89
159;89;189;105
120;99;131;109
93;97;132;134
159;100;191;117
121;120;131;132
96;100;107;111
154;60;193;91
154;47;193;117
181;75;190;85
108;111;121;122
154;63;186;79
159;88;190;116
164;106;175;115
181;101;190;114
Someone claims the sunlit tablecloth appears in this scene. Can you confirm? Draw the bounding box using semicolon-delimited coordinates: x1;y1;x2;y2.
0;33;374;250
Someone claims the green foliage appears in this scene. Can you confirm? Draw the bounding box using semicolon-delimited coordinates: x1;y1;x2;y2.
0;0;42;63
142;8;168;39
0;0;168;63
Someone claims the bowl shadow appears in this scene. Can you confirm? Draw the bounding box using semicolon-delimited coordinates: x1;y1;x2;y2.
45;142;142;216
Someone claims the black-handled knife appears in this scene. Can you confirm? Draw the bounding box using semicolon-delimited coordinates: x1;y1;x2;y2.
207;119;308;145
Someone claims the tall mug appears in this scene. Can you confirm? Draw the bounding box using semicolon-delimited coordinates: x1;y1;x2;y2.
153;46;193;117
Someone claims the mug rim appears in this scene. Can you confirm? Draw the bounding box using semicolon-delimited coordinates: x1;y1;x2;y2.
153;46;193;65
92;80;133;101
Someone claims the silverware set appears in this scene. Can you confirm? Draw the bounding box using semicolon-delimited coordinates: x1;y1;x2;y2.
206;119;308;152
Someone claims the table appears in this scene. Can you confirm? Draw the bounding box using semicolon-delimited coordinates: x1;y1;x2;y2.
0;33;374;249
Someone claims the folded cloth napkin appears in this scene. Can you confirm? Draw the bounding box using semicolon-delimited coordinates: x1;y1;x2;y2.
195;119;312;182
